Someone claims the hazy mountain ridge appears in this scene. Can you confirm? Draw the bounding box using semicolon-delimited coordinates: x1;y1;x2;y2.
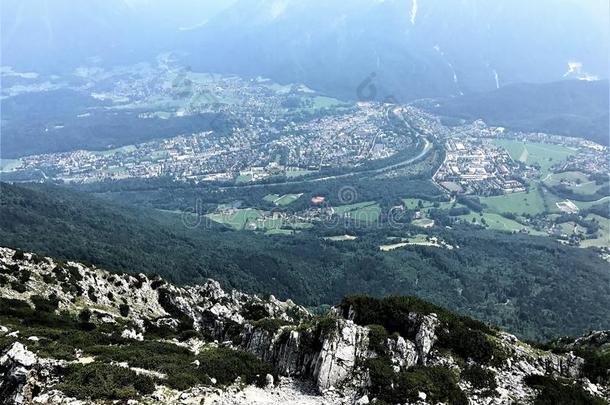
420;79;610;145
2;0;607;101
1;247;609;404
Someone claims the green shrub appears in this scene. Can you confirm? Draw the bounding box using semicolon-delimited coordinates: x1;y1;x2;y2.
42;273;56;284
18;270;31;283
119;304;130;317
87;286;98;302
0;297;34;317
197;347;276;387
365;358;467;405
57;363;155;400
242;303;270;321
524;375;606;405
10;281;27;293
461;364;497;393
341;295;504;365
317;314;338;335
368;324;389;354
251;318;290;334
574;348;610;385
178;329;202;342
32;295;60;313
437;325;507;366
78;309;92;323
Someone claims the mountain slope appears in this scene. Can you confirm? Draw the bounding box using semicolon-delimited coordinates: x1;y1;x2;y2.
1;247;609;404
182;0;609;101
2;182;610;340
421;80;610;145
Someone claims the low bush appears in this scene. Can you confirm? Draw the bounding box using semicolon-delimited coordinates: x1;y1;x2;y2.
365;358;467;405
461;364;497;393
340;295;503;365
524;374;606;405
197;347;276;387
367;324;389;354
242;303;270;321
251;318;290;334
57;363;155;400
119;304;130;317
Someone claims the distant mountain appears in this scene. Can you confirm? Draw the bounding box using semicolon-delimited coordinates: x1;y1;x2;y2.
420;80;610;145
182;0;609;101
2;0;608;101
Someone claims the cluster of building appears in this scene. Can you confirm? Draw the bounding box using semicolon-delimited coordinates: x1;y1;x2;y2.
14;84;410;184
554;146;609;175
434;138;526;196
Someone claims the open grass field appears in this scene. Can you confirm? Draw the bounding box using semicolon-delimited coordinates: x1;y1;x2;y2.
411;218;435;228
285;169;316;178
324;235;358;241
402;198;435;210
380;234;451;251
92;144;137;157
457;212;545;235
492;139;575;175
574;196;610;210
263;193;302;206
580;214;610;248
206;208;266;230
543;171;605;196
480;189;547;216
0;159;23;172
334;201;381;223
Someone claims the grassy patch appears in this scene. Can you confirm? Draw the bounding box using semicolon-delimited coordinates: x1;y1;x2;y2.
334;201;381;223
492;140;575;175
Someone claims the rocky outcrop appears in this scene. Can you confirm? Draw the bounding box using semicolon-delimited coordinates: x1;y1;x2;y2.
0;343;37;404
311;319;369;391
1;247;609;405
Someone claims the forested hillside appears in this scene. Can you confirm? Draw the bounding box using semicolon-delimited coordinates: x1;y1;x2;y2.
1;182;610;340
424;80;610;145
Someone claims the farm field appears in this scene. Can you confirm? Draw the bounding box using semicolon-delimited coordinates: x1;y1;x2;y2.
263;193;303;206
480;189;547;216
574;196;610;210
411;218;435;228
0;159;23;172
580;214;610;248
457;212;545;235
402;198;435;210
206;208;266;230
543;171;605;196
333;201;381;223
492;139;576;175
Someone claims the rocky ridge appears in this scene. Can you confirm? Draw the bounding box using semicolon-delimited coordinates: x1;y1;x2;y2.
0;247;608;404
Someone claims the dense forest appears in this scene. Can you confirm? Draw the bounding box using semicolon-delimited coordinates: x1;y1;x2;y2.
1;182;610;341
